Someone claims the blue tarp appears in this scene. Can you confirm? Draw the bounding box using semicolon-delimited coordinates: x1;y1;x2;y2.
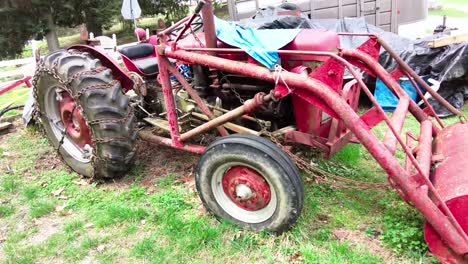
214;17;301;69
375;78;427;112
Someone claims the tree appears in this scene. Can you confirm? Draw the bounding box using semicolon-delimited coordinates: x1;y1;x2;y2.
0;0;83;58
140;0;189;24
81;0;121;37
0;1;39;58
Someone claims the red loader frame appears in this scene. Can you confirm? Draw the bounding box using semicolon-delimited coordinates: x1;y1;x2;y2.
77;1;468;262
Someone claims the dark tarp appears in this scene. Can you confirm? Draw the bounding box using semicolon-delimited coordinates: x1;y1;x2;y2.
242;9;467;117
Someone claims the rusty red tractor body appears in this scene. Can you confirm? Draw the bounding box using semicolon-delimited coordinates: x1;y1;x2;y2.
33;1;468;262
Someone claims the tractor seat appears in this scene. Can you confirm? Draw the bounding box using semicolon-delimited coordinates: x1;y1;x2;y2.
132;58;159;75
119;43;159;75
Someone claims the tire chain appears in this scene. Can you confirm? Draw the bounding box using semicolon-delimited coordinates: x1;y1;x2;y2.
32;55;137;179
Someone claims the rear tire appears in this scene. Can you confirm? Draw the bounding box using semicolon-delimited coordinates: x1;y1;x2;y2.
196;134;303;233
34;50;136;179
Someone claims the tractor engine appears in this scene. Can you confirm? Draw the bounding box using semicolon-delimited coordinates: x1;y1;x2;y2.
181;65;293;130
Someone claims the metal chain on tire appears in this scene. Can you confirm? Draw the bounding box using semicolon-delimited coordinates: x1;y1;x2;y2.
32;53;136;178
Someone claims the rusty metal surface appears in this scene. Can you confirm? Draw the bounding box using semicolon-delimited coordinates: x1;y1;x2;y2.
156;52;182;148
153;12;468;261
159;57;229;137
162;46;468;255
377;37;464;118
424;122;468;263
179;93;271;141
201;0;217;54
383;97;409;154
138;129;205;154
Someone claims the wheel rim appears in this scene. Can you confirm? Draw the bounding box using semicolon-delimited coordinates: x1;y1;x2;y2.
44;86;92;163
211;162;277;223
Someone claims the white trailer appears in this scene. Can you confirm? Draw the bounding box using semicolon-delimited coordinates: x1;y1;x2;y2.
227;0;428;33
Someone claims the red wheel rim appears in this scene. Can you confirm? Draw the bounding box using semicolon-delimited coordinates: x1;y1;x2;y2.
58;91;92;148
222;166;271;211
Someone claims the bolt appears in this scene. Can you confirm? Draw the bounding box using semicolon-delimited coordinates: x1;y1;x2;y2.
328;70;336;76
83;144;93;159
55;89;64;101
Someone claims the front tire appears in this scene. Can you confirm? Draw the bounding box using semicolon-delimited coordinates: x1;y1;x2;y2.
196;135;304;233
34;50;136;179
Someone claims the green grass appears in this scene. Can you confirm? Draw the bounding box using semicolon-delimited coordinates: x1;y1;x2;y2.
429;0;468;18
439;0;467;5
0;104;466;263
429;8;468;18
0;86;30;117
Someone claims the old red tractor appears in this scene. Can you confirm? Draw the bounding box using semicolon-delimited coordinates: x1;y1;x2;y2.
32;1;467;262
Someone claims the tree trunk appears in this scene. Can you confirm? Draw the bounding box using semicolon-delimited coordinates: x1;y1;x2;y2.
85;12;103;37
45;13;60;52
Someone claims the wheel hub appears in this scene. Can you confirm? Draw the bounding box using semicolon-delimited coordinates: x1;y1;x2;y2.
58;91;92;148
222;166;271;211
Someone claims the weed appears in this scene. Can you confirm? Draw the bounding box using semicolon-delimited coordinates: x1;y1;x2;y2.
90;203;148;227
22;185;40;201
0;204;14;218
0;174;19;193
29;199;55;218
380;200;427;256
63;220;84;233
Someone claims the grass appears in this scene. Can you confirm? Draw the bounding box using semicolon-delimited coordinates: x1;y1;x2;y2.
439;0;467;5
0;104;466;263
429;8;468;18
429;0;468;17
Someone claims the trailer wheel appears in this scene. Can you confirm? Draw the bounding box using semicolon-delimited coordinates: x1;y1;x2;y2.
34;50;136;179
196;135;303;233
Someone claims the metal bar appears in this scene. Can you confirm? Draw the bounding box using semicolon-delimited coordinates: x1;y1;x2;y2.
0;76;31;95
161;48;468;253
417;120;433;177
172;0;206;47
139;129;205;154
341;48;439;135
159;57;229;136
179;93;272;141
200;0;217;55
156;53;182;147
191;112;261;136
405;132;418;173
383;97;409;155
377;38;464;118
182;47;339;57
183;97;260;123
405;73;445;128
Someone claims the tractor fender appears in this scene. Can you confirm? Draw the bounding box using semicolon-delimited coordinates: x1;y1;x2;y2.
67;45;134;92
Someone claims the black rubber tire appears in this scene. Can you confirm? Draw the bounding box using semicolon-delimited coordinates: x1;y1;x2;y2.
278;3;301;11
35;50;136;179
196;134;304;233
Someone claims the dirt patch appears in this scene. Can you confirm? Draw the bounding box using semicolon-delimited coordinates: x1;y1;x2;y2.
0;115;23;137
332;228;400;262
137;140;198;178
34;150;63;172
109;140;199;189
29;216;63;245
